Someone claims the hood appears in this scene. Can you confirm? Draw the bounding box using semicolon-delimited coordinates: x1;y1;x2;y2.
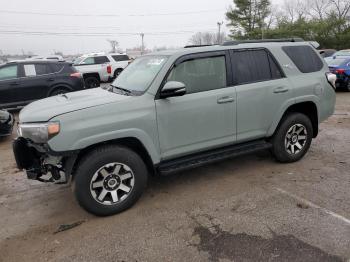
20;88;130;122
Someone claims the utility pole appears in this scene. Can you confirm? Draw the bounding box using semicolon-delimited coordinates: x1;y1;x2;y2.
140;33;144;55
217;21;223;44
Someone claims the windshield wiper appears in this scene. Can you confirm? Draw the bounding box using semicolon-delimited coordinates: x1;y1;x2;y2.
110;85;133;96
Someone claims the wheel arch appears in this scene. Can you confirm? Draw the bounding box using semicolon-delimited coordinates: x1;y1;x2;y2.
69;137;156;180
47;84;73;96
83;73;101;81
270;101;319;138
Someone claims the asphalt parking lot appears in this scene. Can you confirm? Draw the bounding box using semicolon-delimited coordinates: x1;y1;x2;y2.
0;91;349;262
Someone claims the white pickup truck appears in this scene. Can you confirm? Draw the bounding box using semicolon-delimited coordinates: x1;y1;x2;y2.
73;53;130;89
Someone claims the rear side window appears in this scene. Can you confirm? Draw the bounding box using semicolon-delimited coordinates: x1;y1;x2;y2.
112;55;129;62
231;49;283;85
49;63;64;73
94;56;110;64
34;64;49;75
282;45;323;73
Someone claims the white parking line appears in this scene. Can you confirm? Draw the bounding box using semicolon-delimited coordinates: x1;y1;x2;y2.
275;187;350;226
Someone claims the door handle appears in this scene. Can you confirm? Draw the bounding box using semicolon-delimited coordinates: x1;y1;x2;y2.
10;82;19;86
217;96;234;104
273;86;289;93
47;78;55;82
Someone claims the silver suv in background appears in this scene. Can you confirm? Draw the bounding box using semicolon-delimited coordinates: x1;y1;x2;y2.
13;38;336;216
73;52;130;88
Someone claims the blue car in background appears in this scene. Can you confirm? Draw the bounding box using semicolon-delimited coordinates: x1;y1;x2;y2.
326;56;350;91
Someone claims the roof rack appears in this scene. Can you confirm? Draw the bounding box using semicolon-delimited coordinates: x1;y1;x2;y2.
222;38;304;46
184;44;214;48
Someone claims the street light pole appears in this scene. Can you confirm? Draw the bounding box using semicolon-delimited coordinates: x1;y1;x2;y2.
217;21;223;44
140;33;144;55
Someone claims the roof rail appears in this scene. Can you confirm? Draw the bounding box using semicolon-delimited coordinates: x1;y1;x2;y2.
222;38;304;46
184;44;214;48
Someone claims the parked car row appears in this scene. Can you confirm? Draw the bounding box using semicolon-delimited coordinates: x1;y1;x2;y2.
324;49;350;91
0;60;85;109
0;52;132;110
73;52;130;88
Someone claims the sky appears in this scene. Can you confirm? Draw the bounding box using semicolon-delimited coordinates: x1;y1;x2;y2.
0;0;282;55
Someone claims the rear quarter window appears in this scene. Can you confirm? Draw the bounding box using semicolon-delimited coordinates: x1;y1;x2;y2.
49;63;64;73
282;45;323;73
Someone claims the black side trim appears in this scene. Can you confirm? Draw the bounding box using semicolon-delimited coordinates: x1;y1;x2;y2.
158;140;272;175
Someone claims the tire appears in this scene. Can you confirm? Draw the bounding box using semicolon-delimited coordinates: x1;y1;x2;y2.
346;81;350;92
271;113;313;163
73;145;148;216
113;69;123;79
84;77;100;89
50;87;69;96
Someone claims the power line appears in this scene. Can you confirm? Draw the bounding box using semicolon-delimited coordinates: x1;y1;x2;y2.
0;29;217;37
0;9;224;17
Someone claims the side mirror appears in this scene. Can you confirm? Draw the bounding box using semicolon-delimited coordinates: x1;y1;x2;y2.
160;81;186;98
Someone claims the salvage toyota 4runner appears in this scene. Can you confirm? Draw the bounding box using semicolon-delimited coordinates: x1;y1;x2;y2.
13;39;336;216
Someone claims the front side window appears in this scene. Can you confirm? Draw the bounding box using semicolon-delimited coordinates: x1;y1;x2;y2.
81;57;95;65
111;55;168;94
167;56;227;94
0;65;18;80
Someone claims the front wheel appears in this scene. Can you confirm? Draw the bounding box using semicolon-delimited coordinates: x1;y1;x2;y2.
271;113;313;163
73;145;148;216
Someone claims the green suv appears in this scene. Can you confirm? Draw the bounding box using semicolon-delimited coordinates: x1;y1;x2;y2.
13;39;336;216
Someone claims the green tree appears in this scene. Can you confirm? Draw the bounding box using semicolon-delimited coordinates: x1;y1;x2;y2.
226;0;271;39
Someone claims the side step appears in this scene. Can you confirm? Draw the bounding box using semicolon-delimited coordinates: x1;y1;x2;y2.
158;140;272;176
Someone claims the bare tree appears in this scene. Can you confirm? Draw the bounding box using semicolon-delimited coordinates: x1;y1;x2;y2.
189;32;225;45
107;39;119;53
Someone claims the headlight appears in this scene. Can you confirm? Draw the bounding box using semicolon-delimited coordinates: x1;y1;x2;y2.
18;122;60;143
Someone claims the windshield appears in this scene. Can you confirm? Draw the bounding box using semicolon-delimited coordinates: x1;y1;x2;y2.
111;55;168;94
73;57;85;65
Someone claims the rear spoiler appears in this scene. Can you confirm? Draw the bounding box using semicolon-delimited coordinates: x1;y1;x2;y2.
309;41;320;49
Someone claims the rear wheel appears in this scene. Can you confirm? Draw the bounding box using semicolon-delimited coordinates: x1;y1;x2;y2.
84;77;100;89
271;113;313;163
73;145;148;216
113;69;123;79
346;81;350;92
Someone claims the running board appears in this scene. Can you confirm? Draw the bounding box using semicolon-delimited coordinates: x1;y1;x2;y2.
158;140;272;176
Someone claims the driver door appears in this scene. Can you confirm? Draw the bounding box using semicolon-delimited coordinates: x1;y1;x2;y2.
155;51;236;160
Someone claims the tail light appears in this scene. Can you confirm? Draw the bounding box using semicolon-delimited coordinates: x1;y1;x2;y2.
335;69;345;75
325;72;336;90
107;65;112;74
70;72;82;78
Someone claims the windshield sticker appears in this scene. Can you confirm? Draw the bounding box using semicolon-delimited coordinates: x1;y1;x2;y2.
147;59;165;66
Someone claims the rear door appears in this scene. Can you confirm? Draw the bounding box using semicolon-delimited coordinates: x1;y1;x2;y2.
0;64;21;107
230;48;291;141
17;63;52;102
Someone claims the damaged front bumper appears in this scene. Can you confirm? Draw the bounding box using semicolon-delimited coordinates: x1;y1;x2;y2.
12;137;77;183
